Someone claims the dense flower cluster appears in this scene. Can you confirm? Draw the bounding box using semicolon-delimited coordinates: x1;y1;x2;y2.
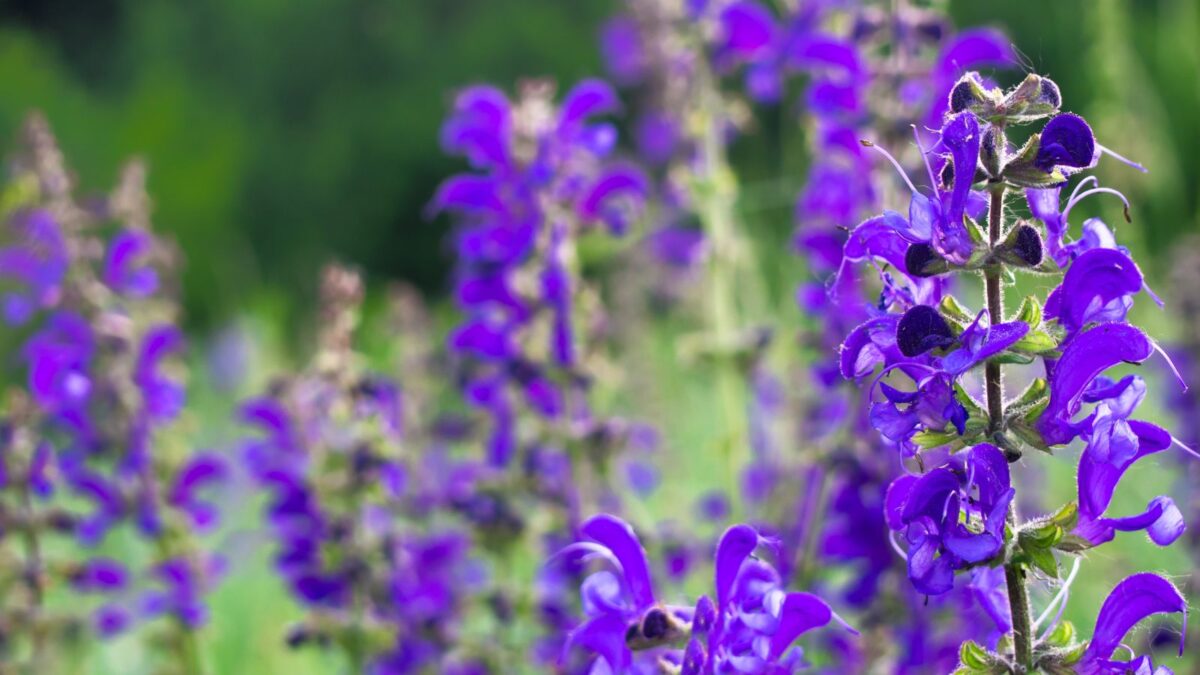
0;115;225;671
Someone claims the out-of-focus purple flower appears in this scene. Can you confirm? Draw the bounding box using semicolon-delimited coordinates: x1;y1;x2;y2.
103;229;159;297
600;14;648;86
70;558;129;592
135;325;186;423
0;209;67;324
23;311;93;413
645;226;707;269
141;557;220;628
168;452;228;531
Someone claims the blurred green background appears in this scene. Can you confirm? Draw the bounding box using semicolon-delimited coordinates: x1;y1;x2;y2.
0;0;1193;331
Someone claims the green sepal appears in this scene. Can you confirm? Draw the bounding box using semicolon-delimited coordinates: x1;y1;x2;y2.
939;295;976;327
1014;295;1043;327
1010;378;1048;410
952;640;1007;675
1054;534;1095;553
1025;546;1060;578
1043;620;1076;648
1012;329;1058;354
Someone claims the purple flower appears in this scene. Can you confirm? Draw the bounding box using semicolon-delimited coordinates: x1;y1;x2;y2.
23;311;93;413
1035;113;1097;174
103;229;159;297
885;444;1014;594
70;558;129;592
168;452;228;531
555;514;684;671
697;524;853;672
135;325;186;422
939;309;1028;376
0;209;67;324
1045;248;1147;336
1036;322;1154;447
1078;574;1186;674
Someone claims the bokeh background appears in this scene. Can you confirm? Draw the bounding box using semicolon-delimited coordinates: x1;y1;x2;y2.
0;0;1197;672
0;0;1194;330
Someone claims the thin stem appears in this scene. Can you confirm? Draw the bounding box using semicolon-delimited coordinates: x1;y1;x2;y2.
697;92;745;509
987;184;1034;670
984;187;1005;435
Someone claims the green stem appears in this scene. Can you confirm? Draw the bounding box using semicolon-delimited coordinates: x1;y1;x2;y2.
18;480;46;671
697;102;745;508
987;185;1034;670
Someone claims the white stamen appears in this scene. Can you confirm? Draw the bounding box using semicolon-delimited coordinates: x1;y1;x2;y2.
863;139;919;196
912;125;939;193
1065;176;1098;207
1097;143;1148;173
1062;187;1132;226
888;531;909;561
1152;341;1189;392
1034;556;1081;633
1172;436;1200;461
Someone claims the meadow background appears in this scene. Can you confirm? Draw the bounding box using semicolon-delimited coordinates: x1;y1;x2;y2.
0;0;1196;672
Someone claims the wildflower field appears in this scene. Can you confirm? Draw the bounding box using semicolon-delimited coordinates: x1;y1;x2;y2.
0;1;1197;673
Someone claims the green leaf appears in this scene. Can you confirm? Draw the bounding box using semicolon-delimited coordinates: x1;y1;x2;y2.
990;352;1035;365
1006;419;1053;455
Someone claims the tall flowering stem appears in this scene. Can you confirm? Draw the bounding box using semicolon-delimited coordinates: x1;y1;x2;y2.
839;67;1190;672
985;179;1034;668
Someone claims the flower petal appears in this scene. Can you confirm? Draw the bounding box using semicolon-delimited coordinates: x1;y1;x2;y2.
1083;573;1186;663
581;514;656;610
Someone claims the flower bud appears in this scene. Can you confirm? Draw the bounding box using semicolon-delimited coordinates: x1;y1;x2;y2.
896;305;956;357
996;224;1045;268
905;243;950;278
999;74;1062;123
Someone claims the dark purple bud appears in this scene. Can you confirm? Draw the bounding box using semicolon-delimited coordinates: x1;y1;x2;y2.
641;608;668;640
1013;225;1043;266
948;72;987;114
998;224;1044;267
904;243;946;278
896;306;955;357
1036;113;1096;172
950;80;978;114
1038;78;1061;108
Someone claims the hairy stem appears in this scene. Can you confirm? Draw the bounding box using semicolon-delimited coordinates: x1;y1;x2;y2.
987;185;1034;670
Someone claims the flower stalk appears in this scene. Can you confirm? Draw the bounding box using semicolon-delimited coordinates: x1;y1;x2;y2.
987;181;1033;671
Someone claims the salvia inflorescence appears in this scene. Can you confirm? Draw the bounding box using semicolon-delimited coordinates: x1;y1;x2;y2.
0;1;1192;674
